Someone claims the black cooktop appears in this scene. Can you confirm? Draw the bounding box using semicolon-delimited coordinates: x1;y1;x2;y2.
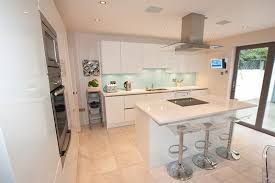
168;97;208;107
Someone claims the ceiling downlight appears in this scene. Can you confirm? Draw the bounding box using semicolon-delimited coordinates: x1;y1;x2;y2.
99;1;107;5
145;6;163;13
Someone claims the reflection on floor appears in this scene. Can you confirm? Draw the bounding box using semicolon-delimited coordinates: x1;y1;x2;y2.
236;99;275;132
77;124;275;183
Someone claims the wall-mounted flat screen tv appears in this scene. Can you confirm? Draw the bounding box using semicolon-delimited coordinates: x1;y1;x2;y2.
210;58;226;69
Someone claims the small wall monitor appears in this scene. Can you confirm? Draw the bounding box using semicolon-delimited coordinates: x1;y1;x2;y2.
211;58;227;69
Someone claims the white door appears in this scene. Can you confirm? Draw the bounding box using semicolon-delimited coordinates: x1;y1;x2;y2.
101;41;121;74
121;42;143;73
67;37;81;131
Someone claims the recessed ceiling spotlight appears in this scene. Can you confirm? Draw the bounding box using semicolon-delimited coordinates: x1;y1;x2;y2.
145;6;163;13
99;1;107;5
216;20;231;25
23;11;29;14
94;18;101;22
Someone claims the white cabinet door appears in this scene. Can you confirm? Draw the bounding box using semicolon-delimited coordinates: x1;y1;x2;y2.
190;89;208;96
124;94;146;109
121;42;143;73
175;91;191;98
145;92;175;100
143;44;167;68
143;43;157;68
105;96;124;125
125;108;136;122
166;55;181;73
101;41;121;74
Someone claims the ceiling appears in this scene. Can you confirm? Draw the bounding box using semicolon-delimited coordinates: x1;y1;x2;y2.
54;0;275;41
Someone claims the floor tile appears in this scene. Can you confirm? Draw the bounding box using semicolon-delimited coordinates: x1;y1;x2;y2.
115;149;143;168
121;164;156;183
76;124;275;183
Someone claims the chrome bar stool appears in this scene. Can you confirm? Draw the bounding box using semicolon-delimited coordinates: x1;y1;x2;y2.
167;123;200;181
216;115;250;161
192;122;220;170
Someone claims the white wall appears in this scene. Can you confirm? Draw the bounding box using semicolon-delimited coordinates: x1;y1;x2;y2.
0;0;77;183
206;27;275;98
39;0;80;131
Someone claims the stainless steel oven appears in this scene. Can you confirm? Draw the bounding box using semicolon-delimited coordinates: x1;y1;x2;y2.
41;13;70;160
50;85;70;156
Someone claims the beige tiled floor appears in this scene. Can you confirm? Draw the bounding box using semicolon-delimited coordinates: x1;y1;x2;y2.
77;124;275;183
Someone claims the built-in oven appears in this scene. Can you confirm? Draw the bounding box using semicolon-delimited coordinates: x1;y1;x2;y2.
41;13;70;162
50;85;70;157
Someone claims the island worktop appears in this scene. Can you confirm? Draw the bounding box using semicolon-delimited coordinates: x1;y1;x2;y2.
135;95;256;168
135;95;256;126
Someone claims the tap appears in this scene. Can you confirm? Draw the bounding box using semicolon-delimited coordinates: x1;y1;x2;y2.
151;83;154;89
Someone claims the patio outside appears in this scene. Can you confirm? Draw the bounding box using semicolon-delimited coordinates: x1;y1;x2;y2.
234;47;275;132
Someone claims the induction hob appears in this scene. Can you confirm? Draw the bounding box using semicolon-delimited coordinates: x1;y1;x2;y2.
168;97;208;107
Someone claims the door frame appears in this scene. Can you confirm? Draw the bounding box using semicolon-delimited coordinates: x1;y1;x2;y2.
230;42;275;136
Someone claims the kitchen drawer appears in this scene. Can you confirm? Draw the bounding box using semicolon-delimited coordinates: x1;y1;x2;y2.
175;91;191;99
145;92;175;100
125;108;136;122
125;94;146;109
191;89;208;96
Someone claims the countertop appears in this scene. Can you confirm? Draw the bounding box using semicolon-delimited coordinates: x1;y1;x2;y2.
103;86;208;97
135;95;257;126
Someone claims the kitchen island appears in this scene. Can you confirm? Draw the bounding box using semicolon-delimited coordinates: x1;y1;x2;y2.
135;95;256;168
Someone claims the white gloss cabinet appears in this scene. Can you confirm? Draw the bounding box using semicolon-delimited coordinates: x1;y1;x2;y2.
104;89;208;128
121;42;144;73
101;41;121;74
105;96;125;127
124;95;146;109
143;44;169;69
191;89;208;96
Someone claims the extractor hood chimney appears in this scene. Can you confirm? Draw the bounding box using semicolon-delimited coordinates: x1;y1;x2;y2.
163;13;222;52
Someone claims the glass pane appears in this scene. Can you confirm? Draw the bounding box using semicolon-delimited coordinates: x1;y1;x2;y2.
45;32;57;62
234;47;268;125
262;56;275;132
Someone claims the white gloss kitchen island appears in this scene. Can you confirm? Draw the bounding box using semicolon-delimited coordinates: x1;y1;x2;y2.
135;95;256;170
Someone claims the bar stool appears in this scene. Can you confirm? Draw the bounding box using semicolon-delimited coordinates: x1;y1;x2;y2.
192;122;222;170
216;115;250;161
167;123;200;181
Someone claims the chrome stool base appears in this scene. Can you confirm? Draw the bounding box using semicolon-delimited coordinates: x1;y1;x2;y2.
216;146;240;160
167;161;193;181
192;153;217;170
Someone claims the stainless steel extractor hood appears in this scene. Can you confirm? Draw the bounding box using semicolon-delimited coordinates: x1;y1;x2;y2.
163;13;223;52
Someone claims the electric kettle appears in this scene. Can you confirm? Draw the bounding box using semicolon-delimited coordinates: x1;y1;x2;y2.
124;81;132;91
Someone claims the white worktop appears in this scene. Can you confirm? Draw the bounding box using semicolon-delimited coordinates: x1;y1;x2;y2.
103;86;208;97
136;95;256;126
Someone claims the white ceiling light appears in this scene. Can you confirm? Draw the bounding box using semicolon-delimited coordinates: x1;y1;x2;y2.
99;1;107;5
216;20;231;25
145;6;163;13
94;18;101;22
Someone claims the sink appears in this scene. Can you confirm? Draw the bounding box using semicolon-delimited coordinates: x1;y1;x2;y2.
145;88;168;91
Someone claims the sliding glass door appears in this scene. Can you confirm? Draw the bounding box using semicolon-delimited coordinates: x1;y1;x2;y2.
231;42;275;136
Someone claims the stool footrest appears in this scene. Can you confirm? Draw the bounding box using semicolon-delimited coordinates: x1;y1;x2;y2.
192;153;217;170
168;145;187;154
216;146;240;160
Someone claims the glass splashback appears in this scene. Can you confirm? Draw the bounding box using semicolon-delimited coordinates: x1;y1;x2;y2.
102;68;196;90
